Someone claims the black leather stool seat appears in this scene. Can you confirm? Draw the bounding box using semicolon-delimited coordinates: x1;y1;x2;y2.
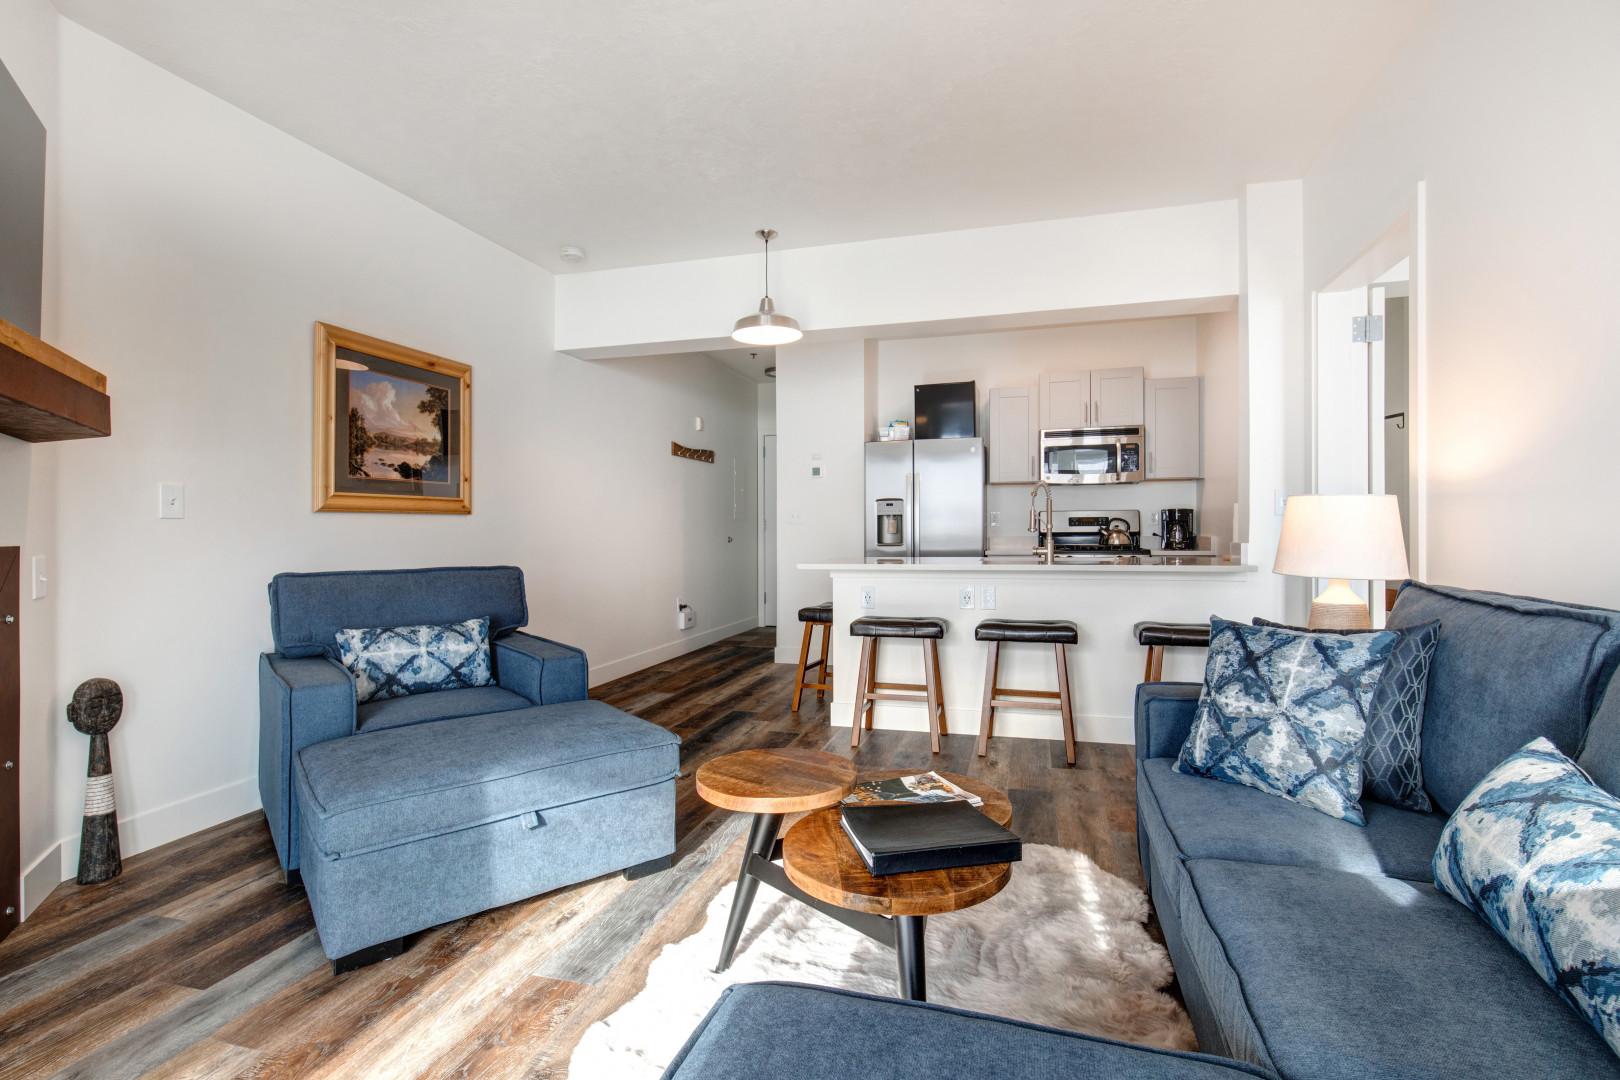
975;619;1079;645
850;616;947;639
798;602;833;624
1133;621;1212;648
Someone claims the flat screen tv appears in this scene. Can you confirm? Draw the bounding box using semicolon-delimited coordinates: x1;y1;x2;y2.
0;57;46;336
913;380;977;439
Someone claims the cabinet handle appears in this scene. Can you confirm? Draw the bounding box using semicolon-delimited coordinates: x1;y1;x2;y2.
1148;450;1155;476
1030;454;1035;479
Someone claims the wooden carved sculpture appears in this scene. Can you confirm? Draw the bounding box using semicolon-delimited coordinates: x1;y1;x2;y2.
68;678;123;885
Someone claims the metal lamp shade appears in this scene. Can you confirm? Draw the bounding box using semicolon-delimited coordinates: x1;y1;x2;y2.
732;296;802;346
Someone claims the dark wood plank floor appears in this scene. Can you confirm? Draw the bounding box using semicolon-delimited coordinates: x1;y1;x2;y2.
0;628;1143;1078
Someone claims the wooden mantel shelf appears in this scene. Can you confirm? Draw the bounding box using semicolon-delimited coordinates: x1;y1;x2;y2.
0;317;111;441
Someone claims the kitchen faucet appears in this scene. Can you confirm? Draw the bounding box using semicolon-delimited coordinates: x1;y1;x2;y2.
1029;481;1056;564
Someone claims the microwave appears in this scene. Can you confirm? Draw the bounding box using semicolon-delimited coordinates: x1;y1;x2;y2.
1040;426;1145;485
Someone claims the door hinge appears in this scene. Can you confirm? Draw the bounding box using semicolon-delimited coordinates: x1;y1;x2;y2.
1351;315;1384;343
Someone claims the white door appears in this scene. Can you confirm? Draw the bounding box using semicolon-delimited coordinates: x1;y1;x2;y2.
1091;367;1145;427
761;435;777;626
988;386;1036;483
1039;370;1091;429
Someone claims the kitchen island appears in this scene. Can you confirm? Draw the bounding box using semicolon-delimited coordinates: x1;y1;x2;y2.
798;556;1263;746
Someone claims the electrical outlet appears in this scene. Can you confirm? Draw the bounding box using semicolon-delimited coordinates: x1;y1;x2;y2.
30;556;47;600
989;511;1001;527
675;598;696;631
859;585;876;610
980;584;997;610
958;585;975;610
1274;490;1287;516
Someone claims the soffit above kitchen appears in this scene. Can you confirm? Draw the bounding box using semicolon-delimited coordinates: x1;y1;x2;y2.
52;0;1436;273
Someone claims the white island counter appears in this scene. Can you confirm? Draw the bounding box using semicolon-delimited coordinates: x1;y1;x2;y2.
799;556;1260;746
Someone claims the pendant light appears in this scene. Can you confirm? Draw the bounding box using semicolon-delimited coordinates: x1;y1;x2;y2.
732;228;803;346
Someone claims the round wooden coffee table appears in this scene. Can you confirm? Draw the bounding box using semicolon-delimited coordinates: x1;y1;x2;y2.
782;769;1014;1001
696;748;857;972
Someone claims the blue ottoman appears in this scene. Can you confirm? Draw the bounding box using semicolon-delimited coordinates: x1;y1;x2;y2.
295;699;679;969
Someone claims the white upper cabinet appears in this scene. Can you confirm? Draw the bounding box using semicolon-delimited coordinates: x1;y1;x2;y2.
1145;376;1202;479
1039;370;1091;430
1090;367;1146;427
988;386;1037;483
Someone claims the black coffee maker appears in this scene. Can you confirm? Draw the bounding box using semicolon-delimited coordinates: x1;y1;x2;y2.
1157;508;1196;551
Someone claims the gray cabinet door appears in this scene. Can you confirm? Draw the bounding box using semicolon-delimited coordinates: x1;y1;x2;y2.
988;387;1036;483
1145;377;1202;479
1039;370;1090;429
1090;367;1145;427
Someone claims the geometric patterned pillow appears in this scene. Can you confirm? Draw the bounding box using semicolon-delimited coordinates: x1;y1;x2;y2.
334;617;493;704
1433;737;1620;1058
1176;617;1400;824
1254;617;1440;812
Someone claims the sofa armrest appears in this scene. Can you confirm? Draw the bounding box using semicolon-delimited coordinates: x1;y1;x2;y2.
258;653;356;870
495;631;589;705
1134;682;1201;760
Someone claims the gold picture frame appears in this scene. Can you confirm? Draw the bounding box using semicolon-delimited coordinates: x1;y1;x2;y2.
313;322;472;514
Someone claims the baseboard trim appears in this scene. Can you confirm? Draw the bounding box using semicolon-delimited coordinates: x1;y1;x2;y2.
21;843;62;919
55;775;260;889
588;616;759;686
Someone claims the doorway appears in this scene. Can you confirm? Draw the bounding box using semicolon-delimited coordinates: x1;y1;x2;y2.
760;435;777;627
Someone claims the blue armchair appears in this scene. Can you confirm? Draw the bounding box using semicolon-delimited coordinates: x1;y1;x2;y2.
257;565;588;876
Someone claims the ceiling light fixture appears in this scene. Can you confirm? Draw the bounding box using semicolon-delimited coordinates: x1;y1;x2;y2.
732;228;802;346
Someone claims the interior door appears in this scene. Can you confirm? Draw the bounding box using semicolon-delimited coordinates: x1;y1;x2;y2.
1;548;18;941
760;436;777;626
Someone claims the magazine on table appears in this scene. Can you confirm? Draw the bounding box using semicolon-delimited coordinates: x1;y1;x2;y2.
839;771;983;808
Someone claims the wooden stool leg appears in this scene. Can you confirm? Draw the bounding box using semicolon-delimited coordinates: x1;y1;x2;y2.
923;638;943;755
791;622;814;712
1150;645;1165;682
1143;645;1155;683
976;641;1000;758
1054;642;1076;767
930;637;948;736
850;637;875;748
864;638;879;731
816;623;832;702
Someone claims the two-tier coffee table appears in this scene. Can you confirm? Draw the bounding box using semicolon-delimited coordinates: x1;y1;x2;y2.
696;750;1014;1001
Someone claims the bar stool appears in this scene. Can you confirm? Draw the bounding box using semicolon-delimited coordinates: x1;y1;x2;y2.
849;617;949;753
790;602;834;712
974;619;1078;766
1133;621;1212;681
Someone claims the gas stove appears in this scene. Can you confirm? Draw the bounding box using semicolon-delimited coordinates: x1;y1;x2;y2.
1033;509;1149;555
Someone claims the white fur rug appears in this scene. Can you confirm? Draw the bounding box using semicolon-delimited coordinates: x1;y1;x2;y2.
569;842;1194;1078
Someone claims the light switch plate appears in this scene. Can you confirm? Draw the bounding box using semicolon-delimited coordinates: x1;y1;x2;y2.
30;556;46;600
159;482;185;519
980;584;997;610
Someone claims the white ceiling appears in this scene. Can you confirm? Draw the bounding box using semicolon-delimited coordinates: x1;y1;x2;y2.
52;0;1434;273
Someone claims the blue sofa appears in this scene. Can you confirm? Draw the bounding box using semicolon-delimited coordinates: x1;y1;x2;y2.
257;565;679;967
1136;581;1620;1079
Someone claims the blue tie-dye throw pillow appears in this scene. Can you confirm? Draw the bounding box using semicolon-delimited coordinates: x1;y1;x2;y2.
334;616;494;703
1434;737;1620;1058
1175;617;1399;823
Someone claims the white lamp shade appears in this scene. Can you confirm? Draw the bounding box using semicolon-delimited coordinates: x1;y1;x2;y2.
1274;494;1410;581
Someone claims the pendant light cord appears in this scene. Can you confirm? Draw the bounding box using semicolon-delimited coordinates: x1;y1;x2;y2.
762;232;770;301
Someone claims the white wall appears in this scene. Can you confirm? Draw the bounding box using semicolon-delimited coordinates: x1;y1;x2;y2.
1303;0;1620;607
1196;311;1242;551
14;18;757;904
556;201;1239;356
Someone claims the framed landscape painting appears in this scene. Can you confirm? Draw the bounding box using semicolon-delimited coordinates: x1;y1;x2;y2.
313;323;472;513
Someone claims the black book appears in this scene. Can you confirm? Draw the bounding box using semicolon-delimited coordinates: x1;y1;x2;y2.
839;800;1022;876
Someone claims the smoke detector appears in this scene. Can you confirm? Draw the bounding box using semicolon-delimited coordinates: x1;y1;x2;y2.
559;245;586;264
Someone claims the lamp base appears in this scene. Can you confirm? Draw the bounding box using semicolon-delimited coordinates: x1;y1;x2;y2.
1307;578;1372;630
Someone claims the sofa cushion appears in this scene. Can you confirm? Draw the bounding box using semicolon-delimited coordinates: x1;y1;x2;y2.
1388;582;1620;813
1141;758;1444;882
269;565;528;660
1434;737;1620;1056
1184;858;1620;1080
336;617;494;703
356;685;533;733
1176;618;1398;823
1579;674;1620;794
296;700;680;857
662;982;1269;1080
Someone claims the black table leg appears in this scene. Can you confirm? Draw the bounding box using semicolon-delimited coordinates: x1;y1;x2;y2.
714;812;783;972
895;915;927;1001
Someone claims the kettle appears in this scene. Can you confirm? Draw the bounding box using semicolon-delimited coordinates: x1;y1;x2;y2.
1100;517;1134;548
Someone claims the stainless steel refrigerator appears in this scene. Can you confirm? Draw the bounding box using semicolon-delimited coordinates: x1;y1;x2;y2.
865;439;986;558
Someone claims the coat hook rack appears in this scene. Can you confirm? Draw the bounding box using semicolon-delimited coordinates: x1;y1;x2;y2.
671;441;716;464
1384;411;1406;430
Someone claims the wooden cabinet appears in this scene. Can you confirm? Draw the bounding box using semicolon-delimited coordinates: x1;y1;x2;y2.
1145;377;1202;479
987;386;1037;483
1038;366;1144;430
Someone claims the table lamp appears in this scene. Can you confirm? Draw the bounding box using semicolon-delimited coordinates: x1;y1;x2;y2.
1273;494;1410;629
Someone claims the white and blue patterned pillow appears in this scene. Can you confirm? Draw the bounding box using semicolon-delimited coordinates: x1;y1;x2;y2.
1434;737;1620;1057
334;617;494;704
1175;617;1399;823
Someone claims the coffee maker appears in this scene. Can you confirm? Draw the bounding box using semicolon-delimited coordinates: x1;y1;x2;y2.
1157;508;1196;551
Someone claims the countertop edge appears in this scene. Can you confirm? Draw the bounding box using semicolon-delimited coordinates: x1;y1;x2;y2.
798;561;1259;574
